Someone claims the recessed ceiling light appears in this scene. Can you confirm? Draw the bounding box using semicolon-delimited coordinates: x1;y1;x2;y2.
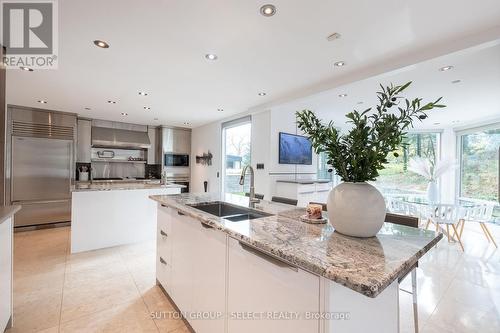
205;53;218;61
84;107;91;110
338;93;347;98
439;65;453;72
451;79;461;84
138;91;148;96
433;122;441;125
356;101;364;105
107;100;116;104
121;112;128;116
93;40;109;48
258;92;266;96
20;66;33;71
143;106;151;110
183;122;191;126
217;108;224;112
38;100;47;104
327;32;342;41
333;61;346;67
260;4;276;17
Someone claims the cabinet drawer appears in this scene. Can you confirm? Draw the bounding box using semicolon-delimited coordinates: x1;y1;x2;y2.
156;254;171;292
157;204;172;234
315;182;331;192
298;184;316;194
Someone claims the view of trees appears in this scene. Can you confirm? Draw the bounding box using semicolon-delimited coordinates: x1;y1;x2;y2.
223;122;252;194
374;133;439;193
460;128;500;201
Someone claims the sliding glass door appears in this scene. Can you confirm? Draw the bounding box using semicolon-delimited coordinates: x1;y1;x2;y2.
222;117;252;195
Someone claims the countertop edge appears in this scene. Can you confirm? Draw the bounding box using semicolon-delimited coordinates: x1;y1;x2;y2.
0;205;22;225
150;195;443;298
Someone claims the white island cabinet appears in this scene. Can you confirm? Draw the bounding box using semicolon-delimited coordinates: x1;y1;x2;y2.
71;185;181;253
227;237;320;333
157;204;226;333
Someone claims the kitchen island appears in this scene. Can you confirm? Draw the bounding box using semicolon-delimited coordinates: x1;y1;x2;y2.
71;182;182;253
150;192;442;333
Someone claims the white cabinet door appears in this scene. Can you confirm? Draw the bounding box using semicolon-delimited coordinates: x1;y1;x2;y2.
190;223;227;333
169;210;198;316
156;204;172;291
0;217;12;331
227;237;320;333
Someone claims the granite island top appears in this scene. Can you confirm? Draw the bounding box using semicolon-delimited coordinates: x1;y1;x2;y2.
150;193;442;298
72;182;185;192
0;205;21;225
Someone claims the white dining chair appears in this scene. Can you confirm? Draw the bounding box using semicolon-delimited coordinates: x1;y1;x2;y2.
462;204;497;248
425;204;466;251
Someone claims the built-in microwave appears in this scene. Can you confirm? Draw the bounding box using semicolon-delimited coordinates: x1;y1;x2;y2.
164;153;189;167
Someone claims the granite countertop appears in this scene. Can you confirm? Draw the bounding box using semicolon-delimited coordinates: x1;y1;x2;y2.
72;182;185;192
276;179;331;184
0;205;21;225
149;192;442;298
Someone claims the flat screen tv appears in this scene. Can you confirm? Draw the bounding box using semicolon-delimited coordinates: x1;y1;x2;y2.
279;132;312;165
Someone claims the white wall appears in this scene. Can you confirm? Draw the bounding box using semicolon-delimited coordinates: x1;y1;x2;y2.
440;127;457;203
190;121;221;193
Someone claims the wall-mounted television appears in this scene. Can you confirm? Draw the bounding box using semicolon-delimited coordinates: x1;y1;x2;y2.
279;132;312;165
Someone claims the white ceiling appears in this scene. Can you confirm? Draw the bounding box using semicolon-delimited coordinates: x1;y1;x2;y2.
6;0;500;127
272;41;500;129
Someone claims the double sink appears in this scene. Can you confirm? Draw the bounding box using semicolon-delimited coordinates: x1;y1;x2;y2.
188;201;272;222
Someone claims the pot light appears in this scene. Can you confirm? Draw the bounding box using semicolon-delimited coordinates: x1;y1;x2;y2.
338;93;347;98
107;100;116;104
20;66;33;71
183;122;191;126
38;100;47;104
144;106;151;110
333;61;346;67
84;107;91;110
121;112;128;116
258;92;266;96
138;91;148;96
93;40;109;48
260;4;276;17
356;101;364;105
451;79;461;84
433;122;441;125
205;53;218;61
439;65;453;72
217;108;224;112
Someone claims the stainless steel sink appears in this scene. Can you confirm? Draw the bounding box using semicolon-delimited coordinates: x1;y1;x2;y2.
188;201;272;221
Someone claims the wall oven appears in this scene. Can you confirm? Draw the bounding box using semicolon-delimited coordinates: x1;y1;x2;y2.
164;153;189;167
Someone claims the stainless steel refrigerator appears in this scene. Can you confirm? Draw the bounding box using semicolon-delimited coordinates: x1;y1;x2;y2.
7;106;76;227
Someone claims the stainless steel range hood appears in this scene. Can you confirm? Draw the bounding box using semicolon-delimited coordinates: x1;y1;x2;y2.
91;126;151;149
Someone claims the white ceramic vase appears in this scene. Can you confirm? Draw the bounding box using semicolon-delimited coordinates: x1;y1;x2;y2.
426;180;438;203
326;182;386;238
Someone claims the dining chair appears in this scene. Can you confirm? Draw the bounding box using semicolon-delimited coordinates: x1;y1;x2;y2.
462;204;497;248
385;213;420;333
271;196;298;206
425;204;466;251
386;199;422;224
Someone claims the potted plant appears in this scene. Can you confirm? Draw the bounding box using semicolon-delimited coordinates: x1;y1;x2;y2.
296;82;445;237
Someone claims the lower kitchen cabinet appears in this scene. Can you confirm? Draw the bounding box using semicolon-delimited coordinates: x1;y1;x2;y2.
157;207;226;333
0;216;13;332
227;237;320;333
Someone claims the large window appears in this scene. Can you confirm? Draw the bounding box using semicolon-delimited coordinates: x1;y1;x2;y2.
374;132;440;195
459;126;500;202
222;117;252;195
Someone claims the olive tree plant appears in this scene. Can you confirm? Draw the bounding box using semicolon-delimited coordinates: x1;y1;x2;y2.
296;82;445;182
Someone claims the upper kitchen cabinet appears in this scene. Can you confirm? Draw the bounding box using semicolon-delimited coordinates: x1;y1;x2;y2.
162;127;191;154
76;118;91;163
147;126;161;164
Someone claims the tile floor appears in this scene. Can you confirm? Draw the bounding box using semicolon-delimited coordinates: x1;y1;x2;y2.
6;222;500;333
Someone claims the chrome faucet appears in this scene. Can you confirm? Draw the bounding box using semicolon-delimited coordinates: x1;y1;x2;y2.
239;165;259;208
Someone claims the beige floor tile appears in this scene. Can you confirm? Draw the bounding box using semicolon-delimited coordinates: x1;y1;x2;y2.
142;286;186;333
64;259;129;289
61;272;141;323
12;288;63;333
59;298;158;333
